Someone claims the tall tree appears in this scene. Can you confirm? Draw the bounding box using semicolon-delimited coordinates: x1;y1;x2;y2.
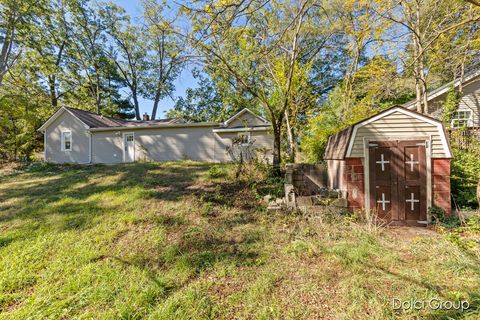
68;1;113;114
167;69;226;122
376;0;480;113
184;0;331;171
102;2;147;120
0;0;44;86
25;0;75;108
142;0;187;120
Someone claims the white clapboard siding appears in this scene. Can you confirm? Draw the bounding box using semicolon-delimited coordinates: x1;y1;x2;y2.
45;110;90;164
349;111;447;158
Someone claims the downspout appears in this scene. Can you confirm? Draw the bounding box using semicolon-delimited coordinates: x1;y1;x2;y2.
88;131;92;164
43;130;47;162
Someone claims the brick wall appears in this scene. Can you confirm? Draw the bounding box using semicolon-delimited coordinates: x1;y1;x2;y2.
345;158;364;212
432;159;452;216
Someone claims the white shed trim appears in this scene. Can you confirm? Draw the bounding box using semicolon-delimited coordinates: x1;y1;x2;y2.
346;107;452;158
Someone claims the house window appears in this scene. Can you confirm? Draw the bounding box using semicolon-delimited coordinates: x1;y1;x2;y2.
237;132;250;145
451;111;472;128
61;131;72;151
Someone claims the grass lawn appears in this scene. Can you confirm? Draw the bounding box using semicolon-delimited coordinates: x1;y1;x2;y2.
0;161;479;319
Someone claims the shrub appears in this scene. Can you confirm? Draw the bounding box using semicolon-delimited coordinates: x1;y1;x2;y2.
429;206;460;228
207;165;228;179
450;141;480;209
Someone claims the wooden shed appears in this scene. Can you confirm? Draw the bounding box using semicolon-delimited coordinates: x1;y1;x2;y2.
324;106;453;226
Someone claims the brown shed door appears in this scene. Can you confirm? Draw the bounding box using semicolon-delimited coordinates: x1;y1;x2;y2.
369;140;427;224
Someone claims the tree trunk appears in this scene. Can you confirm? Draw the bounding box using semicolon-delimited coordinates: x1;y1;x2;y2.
413;36;423;113
272;122;282;176
0;25;15;87
419;53;428;114
151;88;162;120
412;4;424;114
284;109;295;163
48;75;58;107
133;93;140;120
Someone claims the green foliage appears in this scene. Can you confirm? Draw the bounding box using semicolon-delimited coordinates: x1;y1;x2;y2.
429;206;460;228
167;70;232;122
300;56;406;163
450;139;480;209
1;162;480;318
207;165;228;179
300;100;345;163
466;215;480;233
442;87;459;126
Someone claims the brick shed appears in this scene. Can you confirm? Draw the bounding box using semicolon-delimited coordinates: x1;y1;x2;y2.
324;106;453;226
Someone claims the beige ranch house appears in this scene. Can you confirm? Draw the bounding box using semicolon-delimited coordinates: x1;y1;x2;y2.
38;107;274;164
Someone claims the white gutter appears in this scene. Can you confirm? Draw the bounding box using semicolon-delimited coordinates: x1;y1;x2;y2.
212;126;271;133
43;131;47;162
89;122;221;132
88;132;92;164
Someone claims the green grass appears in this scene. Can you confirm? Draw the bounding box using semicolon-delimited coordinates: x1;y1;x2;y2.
0;161;479;319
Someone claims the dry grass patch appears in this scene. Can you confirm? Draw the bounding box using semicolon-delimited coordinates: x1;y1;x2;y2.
0;161;478;319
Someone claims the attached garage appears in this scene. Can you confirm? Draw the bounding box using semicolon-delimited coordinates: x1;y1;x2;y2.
324;106;453;226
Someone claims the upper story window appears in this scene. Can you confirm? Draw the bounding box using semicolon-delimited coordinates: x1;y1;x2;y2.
451;111;472;128
61;131;72;151
237;132;251;145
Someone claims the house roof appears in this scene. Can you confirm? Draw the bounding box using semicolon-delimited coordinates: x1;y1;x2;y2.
38;106;271;133
64;107;132;128
324;105;452;160
403;68;480;110
38;106;215;132
224;108;269;126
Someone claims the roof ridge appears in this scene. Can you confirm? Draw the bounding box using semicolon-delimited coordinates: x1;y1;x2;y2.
64;106;128;122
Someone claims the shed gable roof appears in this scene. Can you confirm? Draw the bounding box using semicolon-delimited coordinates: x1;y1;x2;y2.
324;127;352;160
323;106;452;160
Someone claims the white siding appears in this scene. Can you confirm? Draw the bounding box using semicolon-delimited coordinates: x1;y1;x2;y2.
458;79;480;126
227;111;267;127
349;111;447;158
90;127;274;164
45;111;90;163
424;78;480;126
135;127;216;162
91;131;123;163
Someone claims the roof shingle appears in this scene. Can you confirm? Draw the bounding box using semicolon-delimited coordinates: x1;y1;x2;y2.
65;107;177;128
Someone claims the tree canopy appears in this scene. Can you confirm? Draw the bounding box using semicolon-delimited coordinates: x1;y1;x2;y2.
0;0;479;164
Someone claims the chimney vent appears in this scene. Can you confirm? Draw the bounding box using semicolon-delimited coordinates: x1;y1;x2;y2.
143;113;150;121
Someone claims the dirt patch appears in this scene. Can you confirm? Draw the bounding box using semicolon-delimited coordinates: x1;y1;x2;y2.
386;226;438;240
0;162;22;176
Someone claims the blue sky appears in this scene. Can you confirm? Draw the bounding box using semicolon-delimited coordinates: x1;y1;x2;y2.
113;0;198;118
